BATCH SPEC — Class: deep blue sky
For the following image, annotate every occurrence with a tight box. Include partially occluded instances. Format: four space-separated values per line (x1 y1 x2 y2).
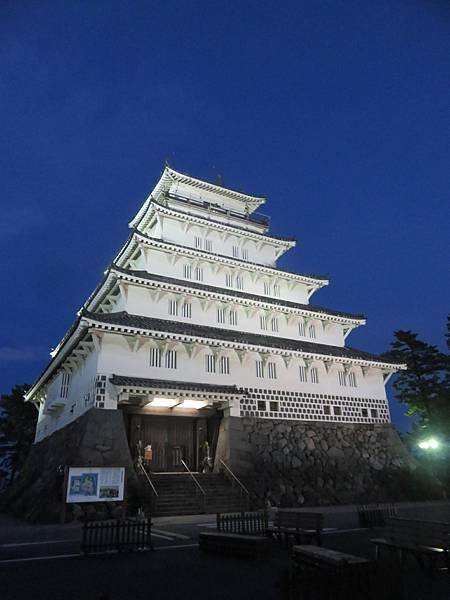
1 1 449 431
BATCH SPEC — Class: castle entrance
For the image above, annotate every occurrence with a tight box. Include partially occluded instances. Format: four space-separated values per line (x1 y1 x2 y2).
125 413 221 472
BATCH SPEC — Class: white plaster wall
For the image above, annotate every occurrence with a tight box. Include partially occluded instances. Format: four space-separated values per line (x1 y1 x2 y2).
158 215 280 266
35 350 99 442
134 246 312 304
97 333 387 401
121 283 345 346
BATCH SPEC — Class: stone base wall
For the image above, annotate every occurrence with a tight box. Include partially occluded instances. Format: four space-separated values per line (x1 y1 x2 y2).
3 409 138 522
216 417 445 506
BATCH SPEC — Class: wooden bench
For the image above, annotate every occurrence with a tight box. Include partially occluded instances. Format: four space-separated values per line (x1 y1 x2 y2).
358 503 397 528
371 517 450 573
266 509 323 546
292 544 370 572
290 545 371 599
199 531 269 559
217 510 268 536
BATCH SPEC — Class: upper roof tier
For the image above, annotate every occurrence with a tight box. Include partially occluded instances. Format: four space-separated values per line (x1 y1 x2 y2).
129 165 267 230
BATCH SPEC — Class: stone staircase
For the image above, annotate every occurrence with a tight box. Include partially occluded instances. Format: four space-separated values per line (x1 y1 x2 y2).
139 472 248 516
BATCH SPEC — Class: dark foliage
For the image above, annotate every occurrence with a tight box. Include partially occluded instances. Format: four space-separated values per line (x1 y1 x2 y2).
0 384 37 485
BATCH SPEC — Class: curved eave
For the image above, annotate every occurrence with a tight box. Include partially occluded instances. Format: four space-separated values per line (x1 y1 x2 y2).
24 319 88 402
83 312 405 372
129 166 266 229
125 230 329 288
95 266 364 326
139 200 296 249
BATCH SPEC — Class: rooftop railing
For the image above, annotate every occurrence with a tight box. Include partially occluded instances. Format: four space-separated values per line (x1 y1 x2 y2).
163 191 271 227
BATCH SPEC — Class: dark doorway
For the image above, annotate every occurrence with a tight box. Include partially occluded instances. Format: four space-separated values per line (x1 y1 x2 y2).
129 415 196 471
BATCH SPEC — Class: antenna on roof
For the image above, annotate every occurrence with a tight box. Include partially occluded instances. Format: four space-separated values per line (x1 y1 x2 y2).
164 157 171 168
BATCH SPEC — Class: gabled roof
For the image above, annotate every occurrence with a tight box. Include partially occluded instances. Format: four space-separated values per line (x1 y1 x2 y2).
83 310 404 369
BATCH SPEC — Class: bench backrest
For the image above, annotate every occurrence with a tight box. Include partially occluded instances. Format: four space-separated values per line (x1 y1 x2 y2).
275 510 323 531
385 517 450 550
217 511 268 536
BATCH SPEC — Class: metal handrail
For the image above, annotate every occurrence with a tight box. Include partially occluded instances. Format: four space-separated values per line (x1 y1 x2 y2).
137 457 159 497
180 459 206 495
218 458 250 496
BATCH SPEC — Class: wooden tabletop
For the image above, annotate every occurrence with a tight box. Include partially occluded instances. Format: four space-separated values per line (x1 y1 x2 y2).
292 545 369 566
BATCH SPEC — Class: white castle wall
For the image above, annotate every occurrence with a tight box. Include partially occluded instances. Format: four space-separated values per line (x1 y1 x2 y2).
134 246 312 304
35 350 99 443
122 283 345 347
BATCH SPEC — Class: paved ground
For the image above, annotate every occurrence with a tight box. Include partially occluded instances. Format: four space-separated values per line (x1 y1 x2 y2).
1 502 449 599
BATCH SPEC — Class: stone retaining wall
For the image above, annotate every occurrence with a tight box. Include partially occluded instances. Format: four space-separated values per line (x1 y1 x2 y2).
216 416 445 506
3 408 137 522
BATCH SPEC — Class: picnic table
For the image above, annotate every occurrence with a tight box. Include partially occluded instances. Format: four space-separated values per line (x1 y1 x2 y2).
371 517 450 573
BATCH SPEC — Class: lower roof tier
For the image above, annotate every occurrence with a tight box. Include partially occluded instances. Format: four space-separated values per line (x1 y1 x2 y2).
83 310 402 368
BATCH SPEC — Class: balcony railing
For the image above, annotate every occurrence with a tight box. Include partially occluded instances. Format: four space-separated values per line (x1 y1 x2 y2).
164 191 270 227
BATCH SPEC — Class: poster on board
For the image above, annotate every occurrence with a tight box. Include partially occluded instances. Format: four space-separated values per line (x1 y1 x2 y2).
66 467 125 503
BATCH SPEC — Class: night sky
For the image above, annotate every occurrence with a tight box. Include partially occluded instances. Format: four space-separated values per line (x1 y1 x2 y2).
1 1 449 432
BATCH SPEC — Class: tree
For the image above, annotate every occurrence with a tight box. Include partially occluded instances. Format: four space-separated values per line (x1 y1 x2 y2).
383 324 450 437
0 384 37 485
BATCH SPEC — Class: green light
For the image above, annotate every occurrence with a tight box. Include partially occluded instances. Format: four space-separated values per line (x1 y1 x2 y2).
418 438 440 450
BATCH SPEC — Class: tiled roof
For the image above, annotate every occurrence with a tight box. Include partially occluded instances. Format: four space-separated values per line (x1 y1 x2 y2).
112 266 364 321
84 310 401 366
133 230 329 282
151 198 295 243
110 375 242 395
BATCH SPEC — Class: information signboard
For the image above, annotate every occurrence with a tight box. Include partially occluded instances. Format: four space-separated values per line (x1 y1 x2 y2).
66 466 125 503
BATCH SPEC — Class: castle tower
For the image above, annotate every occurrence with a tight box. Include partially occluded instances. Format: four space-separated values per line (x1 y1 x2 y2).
26 166 404 475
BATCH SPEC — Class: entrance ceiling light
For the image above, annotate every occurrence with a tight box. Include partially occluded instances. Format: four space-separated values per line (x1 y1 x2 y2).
176 399 208 410
148 397 179 408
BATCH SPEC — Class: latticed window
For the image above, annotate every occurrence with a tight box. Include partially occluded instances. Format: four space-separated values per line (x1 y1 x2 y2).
348 372 357 387
268 362 277 379
195 267 203 281
256 360 265 378
299 365 308 382
271 317 279 332
194 236 202 249
298 321 306 336
259 315 268 330
60 372 70 398
229 309 237 326
225 274 233 288
219 356 230 375
204 239 212 252
182 302 192 318
217 308 226 324
205 354 216 373
273 284 280 297
309 324 316 339
150 347 161 367
263 282 271 295
310 367 319 384
338 371 347 387
165 350 177 369
232 245 239 258
242 248 249 261
236 275 243 290
183 264 192 279
168 299 178 316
